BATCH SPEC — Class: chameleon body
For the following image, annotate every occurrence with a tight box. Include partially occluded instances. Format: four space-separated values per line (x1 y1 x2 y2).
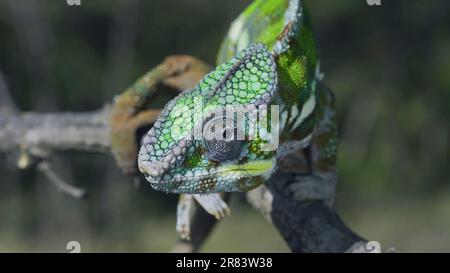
116 0 337 233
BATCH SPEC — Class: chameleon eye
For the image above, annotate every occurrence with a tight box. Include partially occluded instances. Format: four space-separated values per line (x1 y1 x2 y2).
204 138 243 162
202 115 243 162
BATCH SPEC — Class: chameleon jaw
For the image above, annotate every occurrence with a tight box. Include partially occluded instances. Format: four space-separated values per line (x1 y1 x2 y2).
139 158 276 194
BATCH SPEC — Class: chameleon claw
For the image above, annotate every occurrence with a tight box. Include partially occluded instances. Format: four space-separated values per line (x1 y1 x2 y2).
224 206 231 216
193 193 230 219
177 225 191 241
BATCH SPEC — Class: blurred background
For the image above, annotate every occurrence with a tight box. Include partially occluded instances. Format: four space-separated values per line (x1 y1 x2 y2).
0 0 449 252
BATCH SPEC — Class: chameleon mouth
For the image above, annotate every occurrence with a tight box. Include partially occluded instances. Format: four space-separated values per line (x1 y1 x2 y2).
142 158 276 186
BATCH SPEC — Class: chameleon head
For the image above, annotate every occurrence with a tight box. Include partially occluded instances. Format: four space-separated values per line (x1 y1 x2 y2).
137 43 278 194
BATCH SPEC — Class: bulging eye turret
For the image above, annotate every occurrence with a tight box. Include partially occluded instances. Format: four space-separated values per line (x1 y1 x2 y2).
202 114 243 162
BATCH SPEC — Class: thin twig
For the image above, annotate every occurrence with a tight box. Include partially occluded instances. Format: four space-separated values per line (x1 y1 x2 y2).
37 161 86 199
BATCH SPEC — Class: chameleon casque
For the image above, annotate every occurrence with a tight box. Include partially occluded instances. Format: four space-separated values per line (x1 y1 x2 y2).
111 0 337 240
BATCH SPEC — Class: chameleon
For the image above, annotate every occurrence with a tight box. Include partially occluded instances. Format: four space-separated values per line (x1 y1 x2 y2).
113 0 338 239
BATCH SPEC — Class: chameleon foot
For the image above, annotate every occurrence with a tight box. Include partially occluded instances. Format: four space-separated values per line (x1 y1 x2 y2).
176 194 194 240
176 193 230 240
193 193 230 219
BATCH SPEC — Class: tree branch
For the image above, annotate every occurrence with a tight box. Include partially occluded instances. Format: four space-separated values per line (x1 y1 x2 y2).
266 172 365 252
0 105 378 252
0 108 111 156
0 55 376 253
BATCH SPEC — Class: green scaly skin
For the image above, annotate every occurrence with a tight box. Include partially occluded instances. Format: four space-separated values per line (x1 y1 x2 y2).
138 0 336 192
124 0 337 228
138 43 278 193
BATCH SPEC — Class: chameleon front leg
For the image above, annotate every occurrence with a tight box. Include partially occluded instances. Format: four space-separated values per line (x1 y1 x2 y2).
176 194 194 240
176 193 230 240
175 177 267 240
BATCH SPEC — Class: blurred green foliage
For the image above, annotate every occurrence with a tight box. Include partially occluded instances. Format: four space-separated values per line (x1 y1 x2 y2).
0 0 449 252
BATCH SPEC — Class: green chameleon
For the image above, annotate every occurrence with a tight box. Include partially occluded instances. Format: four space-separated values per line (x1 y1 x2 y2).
117 0 337 239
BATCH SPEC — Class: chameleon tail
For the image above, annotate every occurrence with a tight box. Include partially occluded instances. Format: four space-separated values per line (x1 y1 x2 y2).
110 66 166 174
